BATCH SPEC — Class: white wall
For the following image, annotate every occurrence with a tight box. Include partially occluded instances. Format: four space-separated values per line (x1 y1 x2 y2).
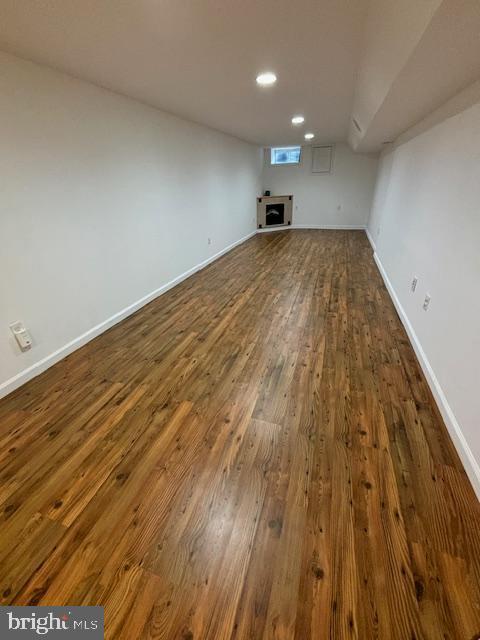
368 96 480 497
0 52 262 395
262 143 378 228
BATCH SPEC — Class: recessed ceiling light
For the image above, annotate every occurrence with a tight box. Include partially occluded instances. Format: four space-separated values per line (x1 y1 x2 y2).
291 115 305 125
304 132 315 140
256 72 277 86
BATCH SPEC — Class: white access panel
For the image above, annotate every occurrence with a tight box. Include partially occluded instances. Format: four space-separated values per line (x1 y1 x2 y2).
311 145 333 174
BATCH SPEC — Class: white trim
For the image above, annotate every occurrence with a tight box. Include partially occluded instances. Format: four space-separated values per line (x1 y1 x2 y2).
365 227 376 251
0 229 256 400
257 224 366 233
373 250 480 500
293 224 365 230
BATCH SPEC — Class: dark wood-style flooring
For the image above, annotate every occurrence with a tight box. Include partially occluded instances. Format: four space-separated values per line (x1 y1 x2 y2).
0 230 479 639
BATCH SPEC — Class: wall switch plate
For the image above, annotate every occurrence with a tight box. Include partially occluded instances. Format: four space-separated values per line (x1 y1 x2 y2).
423 294 431 311
207 237 212 245
10 321 33 351
411 276 418 292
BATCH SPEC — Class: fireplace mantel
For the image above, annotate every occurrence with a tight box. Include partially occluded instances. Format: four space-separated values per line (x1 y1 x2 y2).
257 195 293 229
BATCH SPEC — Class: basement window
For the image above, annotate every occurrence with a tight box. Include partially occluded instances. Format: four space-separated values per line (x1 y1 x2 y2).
270 146 301 165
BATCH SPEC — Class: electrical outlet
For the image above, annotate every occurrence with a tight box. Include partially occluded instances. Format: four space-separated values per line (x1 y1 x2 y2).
411 276 418 292
207 237 212 245
423 294 431 311
10 321 33 351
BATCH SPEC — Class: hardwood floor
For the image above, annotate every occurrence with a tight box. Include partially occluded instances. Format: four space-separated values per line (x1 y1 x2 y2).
0 229 479 639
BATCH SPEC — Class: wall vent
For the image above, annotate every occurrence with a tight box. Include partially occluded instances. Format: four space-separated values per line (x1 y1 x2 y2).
352 117 362 133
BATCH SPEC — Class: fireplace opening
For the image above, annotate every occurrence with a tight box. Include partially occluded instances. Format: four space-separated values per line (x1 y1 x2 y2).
265 203 285 226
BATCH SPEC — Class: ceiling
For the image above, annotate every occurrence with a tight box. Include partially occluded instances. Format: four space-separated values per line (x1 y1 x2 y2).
0 0 479 151
0 0 367 147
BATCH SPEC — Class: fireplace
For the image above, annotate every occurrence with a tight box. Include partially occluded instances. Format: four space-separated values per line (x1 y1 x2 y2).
265 203 284 226
256 195 293 229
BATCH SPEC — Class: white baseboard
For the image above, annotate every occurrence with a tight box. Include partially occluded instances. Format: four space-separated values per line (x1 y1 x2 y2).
293 224 366 230
365 227 376 251
0 229 256 400
257 224 366 233
373 251 480 500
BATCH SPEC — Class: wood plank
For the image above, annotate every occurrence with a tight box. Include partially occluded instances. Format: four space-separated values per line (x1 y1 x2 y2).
0 230 478 639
